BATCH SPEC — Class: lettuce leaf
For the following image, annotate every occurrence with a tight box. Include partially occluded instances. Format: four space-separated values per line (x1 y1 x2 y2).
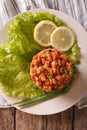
0 45 45 98
65 42 80 64
0 12 80 98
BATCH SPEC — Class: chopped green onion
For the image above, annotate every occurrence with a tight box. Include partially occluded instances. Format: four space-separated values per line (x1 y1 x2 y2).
14 90 61 108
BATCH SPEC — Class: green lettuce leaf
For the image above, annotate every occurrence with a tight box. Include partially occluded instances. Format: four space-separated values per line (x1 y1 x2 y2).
65 42 80 64
0 45 45 98
0 12 80 98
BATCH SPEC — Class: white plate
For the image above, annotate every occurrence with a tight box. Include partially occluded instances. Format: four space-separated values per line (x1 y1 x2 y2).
0 9 87 115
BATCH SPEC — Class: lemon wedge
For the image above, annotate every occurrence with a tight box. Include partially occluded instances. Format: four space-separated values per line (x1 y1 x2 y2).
50 27 75 51
34 20 57 47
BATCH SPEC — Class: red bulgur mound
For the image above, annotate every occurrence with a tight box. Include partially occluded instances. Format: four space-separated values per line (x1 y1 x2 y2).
30 48 73 92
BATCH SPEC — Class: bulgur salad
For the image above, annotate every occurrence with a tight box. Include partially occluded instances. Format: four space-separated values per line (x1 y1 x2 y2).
30 49 73 92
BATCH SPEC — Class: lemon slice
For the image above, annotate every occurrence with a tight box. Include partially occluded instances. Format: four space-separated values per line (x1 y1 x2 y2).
50 27 75 51
34 20 57 47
